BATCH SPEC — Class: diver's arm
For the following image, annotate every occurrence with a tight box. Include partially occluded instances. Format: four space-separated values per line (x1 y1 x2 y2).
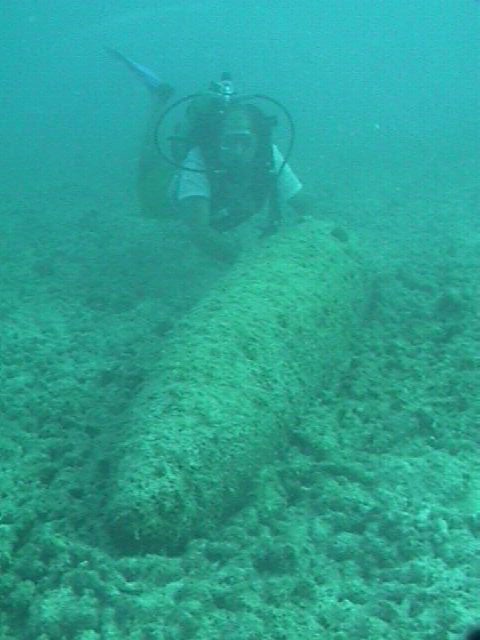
182 197 240 263
288 188 317 220
272 147 315 220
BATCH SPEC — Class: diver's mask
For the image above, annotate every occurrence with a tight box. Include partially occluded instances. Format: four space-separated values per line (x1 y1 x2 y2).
219 128 258 169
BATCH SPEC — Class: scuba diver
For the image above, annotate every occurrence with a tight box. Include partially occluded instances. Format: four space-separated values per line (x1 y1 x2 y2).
109 50 313 263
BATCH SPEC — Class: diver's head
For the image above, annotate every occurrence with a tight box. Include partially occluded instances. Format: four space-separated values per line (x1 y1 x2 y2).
218 104 274 170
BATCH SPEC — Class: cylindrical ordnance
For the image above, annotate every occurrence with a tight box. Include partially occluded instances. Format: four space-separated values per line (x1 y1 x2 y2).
108 221 365 553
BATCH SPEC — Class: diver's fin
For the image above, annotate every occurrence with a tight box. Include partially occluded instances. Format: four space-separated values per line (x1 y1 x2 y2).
106 48 174 99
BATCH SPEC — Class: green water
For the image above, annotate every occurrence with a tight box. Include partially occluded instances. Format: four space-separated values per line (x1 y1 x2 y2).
0 2 479 639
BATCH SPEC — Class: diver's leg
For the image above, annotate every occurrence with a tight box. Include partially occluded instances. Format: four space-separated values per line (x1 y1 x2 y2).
137 85 175 219
107 48 169 93
107 49 175 218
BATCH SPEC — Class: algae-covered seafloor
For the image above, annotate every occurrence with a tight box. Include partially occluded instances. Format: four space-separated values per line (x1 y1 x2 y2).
0 159 479 640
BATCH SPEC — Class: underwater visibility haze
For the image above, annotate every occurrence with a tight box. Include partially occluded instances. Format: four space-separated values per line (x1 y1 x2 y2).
0 1 479 639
